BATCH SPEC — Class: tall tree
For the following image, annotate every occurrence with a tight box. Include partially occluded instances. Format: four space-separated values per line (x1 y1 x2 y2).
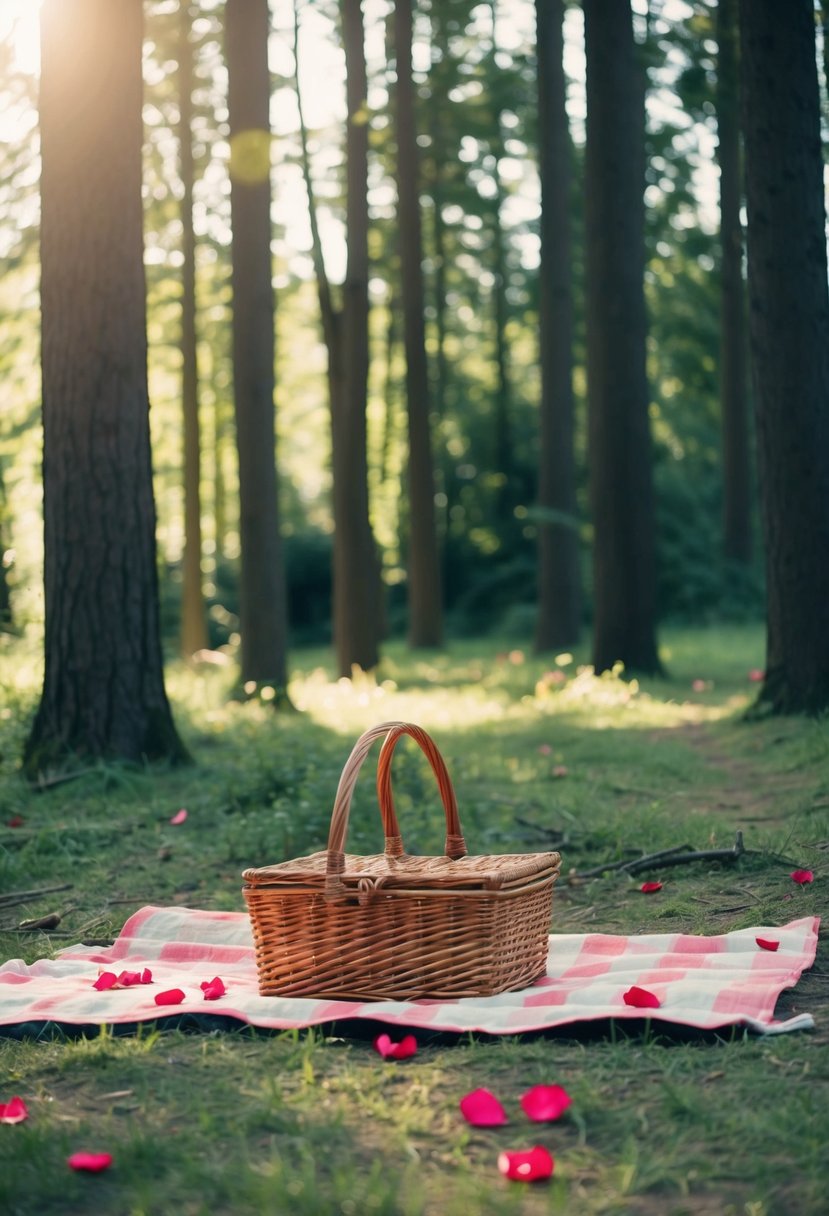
225 0 291 696
534 0 581 651
583 0 662 676
293 0 381 676
739 0 829 715
393 0 443 648
716 0 751 565
178 0 209 657
24 0 187 774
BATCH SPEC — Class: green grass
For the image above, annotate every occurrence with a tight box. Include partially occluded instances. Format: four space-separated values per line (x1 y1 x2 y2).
1 623 827 1215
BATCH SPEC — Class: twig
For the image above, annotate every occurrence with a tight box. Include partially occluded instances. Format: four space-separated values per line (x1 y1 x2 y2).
575 844 692 879
0 883 74 908
30 767 98 791
574 832 745 879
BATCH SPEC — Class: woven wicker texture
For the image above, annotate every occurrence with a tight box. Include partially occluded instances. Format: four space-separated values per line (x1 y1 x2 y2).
243 722 561 1000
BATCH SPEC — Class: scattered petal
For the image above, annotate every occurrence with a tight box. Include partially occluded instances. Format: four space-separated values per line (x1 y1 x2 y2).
756 938 780 952
141 968 153 984
200 976 226 1001
552 765 569 778
116 970 143 988
640 881 663 894
691 679 708 692
92 972 118 992
748 669 765 683
791 870 814 885
623 986 661 1009
459 1088 508 1127
497 1146 554 1183
68 1151 113 1173
520 1084 572 1122
154 988 186 1007
6 816 24 828
169 808 188 825
373 1033 417 1060
0 1096 29 1125
537 744 552 756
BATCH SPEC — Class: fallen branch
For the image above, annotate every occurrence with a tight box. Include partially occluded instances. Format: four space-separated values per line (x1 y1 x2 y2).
0 882 74 908
574 832 745 879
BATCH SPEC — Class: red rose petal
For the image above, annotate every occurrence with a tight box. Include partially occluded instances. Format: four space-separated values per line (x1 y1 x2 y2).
169 809 188 825
154 988 185 1007
640 881 663 894
6 816 24 828
791 870 814 885
92 972 118 991
67 1151 112 1173
116 970 143 988
0 1096 29 1124
520 1084 572 1122
140 968 153 984
748 669 765 682
623 986 661 1009
459 1088 508 1127
756 938 780 952
497 1146 554 1183
200 976 226 1001
373 1033 417 1060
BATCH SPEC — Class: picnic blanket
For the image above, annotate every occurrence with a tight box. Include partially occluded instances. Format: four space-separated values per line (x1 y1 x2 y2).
0 906 819 1036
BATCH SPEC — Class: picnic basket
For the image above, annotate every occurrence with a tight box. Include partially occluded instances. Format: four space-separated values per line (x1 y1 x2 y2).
243 721 562 1000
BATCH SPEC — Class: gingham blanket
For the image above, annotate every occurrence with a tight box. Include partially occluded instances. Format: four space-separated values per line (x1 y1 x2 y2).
0 906 819 1036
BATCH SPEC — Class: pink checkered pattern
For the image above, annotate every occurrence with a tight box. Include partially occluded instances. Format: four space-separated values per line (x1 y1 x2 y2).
0 907 819 1035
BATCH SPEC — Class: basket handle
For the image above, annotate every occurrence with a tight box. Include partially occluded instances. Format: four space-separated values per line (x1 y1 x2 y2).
325 721 466 899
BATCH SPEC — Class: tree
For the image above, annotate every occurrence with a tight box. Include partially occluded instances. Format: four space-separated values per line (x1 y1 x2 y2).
225 0 291 695
178 0 209 657
583 0 662 676
393 0 443 648
24 0 187 774
293 0 381 676
739 0 829 715
534 0 581 652
716 0 751 565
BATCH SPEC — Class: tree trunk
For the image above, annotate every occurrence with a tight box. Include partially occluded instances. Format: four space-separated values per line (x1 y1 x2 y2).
717 0 752 565
583 0 662 676
489 2 514 528
534 0 581 652
179 0 209 657
393 0 443 649
0 459 13 631
739 0 829 715
226 0 290 694
25 0 187 775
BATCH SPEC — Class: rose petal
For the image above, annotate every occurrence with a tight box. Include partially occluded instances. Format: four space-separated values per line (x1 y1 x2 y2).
6 816 24 828
538 744 552 755
116 970 143 988
756 937 780 952
640 881 663 894
154 988 185 1006
520 1084 572 1122
748 669 765 682
373 1033 417 1060
623 986 661 1009
459 1088 508 1127
552 765 569 778
0 1096 29 1125
497 1146 554 1183
93 971 118 992
67 1151 113 1173
140 968 153 984
791 870 814 885
200 976 226 1001
169 809 188 825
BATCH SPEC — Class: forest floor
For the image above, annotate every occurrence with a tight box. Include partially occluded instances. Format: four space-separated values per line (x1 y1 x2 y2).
0 623 826 1215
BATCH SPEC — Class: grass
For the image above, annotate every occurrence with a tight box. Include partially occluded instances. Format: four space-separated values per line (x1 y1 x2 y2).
0 622 827 1215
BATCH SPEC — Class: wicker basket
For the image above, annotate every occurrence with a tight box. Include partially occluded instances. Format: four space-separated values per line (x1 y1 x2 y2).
243 721 561 1001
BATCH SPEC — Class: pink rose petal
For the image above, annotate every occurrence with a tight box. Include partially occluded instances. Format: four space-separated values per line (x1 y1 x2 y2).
552 765 569 778
497 1146 554 1183
537 744 552 755
623 986 661 1009
520 1084 572 1122
116 970 143 988
756 937 780 952
0 1096 29 1125
92 971 118 992
373 1033 417 1060
640 881 663 894
68 1151 113 1173
141 968 153 984
200 977 226 1001
748 669 765 682
154 988 186 1007
459 1088 508 1127
791 869 814 885
169 808 188 825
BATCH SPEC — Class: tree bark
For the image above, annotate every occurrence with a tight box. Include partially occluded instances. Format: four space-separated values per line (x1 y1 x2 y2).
393 0 443 648
739 0 829 715
25 0 187 775
226 0 290 694
583 0 662 676
179 0 209 657
716 0 752 565
534 0 581 651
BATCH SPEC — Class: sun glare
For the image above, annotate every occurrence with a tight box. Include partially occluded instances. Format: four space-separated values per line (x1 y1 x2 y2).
2 0 42 75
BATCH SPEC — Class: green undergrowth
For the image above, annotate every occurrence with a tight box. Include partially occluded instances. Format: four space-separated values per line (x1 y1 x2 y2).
0 623 827 1214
